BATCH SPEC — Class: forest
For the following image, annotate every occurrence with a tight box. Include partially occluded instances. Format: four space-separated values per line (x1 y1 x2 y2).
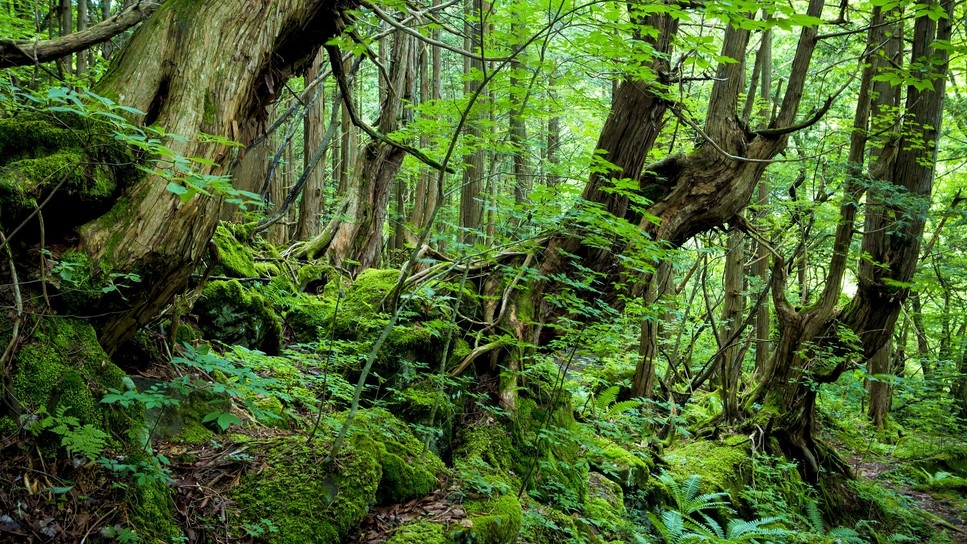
1 0 966 542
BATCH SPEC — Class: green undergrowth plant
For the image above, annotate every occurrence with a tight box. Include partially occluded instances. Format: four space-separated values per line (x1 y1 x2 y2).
649 472 789 544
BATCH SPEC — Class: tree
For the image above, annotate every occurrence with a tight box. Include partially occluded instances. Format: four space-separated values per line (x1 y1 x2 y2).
3 0 358 354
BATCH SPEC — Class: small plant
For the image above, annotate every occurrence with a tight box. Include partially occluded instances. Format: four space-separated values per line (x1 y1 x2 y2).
242 518 279 537
24 405 109 462
914 467 952 486
649 472 789 544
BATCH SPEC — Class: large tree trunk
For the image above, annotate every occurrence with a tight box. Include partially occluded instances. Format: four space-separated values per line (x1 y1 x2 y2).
73 0 353 352
750 2 952 481
300 27 417 272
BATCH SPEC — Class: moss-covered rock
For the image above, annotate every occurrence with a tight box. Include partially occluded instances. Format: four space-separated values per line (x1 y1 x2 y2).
519 503 579 544
194 279 282 354
452 493 523 544
295 263 335 293
661 436 751 496
232 434 382 543
0 112 138 233
388 521 450 544
12 317 130 431
211 224 259 278
284 295 336 343
583 432 652 489
513 396 588 511
129 473 183 542
232 408 446 542
584 471 626 535
350 408 447 505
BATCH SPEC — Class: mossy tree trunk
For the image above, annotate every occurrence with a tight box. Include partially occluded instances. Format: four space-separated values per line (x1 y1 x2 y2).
748 2 952 482
70 0 354 352
486 4 827 410
300 29 417 272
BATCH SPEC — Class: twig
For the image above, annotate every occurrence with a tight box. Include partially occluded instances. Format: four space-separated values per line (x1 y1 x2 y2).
326 44 454 173
1 230 24 415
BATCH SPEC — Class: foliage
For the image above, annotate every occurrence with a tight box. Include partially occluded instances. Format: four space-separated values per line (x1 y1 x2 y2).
648 472 788 544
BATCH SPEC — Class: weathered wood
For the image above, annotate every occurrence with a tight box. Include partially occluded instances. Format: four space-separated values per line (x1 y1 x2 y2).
76 0 355 352
0 1 160 68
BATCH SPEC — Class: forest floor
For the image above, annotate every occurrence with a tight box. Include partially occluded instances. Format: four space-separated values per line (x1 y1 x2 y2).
846 453 967 542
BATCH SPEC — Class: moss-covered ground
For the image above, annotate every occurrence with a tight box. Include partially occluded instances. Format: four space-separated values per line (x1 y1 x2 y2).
1 238 963 544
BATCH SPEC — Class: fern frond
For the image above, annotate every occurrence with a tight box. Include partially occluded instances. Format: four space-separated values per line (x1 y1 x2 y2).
726 516 790 540
827 526 867 544
594 386 621 413
805 499 824 533
605 399 643 419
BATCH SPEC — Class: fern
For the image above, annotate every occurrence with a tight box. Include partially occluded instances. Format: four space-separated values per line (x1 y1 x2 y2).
725 517 790 541
806 499 824 533
593 386 621 414
826 527 867 544
659 472 733 516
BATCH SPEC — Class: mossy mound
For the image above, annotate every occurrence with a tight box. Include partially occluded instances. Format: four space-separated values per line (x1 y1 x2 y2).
583 471 626 535
296 263 335 293
0 112 138 233
350 408 447 504
284 295 336 343
232 408 445 543
194 280 282 354
211 224 259 278
583 431 652 488
387 384 458 458
519 503 579 544
456 420 515 485
11 317 131 431
453 493 523 544
232 434 382 543
387 521 450 544
513 396 588 510
661 436 751 496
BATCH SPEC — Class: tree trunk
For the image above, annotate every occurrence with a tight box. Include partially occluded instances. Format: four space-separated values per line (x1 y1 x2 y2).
300 28 417 272
76 0 88 75
295 52 329 241
74 0 354 352
718 227 746 423
750 1 952 481
459 0 486 246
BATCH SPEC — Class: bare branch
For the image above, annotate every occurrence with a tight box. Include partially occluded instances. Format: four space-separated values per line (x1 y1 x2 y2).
0 1 161 69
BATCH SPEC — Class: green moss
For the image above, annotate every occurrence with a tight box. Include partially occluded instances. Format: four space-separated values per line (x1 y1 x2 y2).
335 268 398 333
0 416 16 436
284 295 336 343
195 280 282 354
255 260 282 276
584 433 651 488
203 93 217 125
130 475 183 542
584 472 626 535
212 224 259 278
520 503 579 544
388 521 450 544
0 113 137 230
513 397 588 510
233 434 382 543
350 408 447 504
295 263 334 292
453 493 523 544
661 437 751 496
12 317 131 431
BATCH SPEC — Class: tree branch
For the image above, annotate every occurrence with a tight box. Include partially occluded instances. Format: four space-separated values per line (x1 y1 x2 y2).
325 44 455 173
0 1 161 68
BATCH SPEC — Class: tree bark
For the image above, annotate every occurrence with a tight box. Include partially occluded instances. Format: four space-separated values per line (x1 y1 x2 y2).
73 0 354 352
300 28 417 272
751 1 952 481
295 51 329 240
459 0 486 246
